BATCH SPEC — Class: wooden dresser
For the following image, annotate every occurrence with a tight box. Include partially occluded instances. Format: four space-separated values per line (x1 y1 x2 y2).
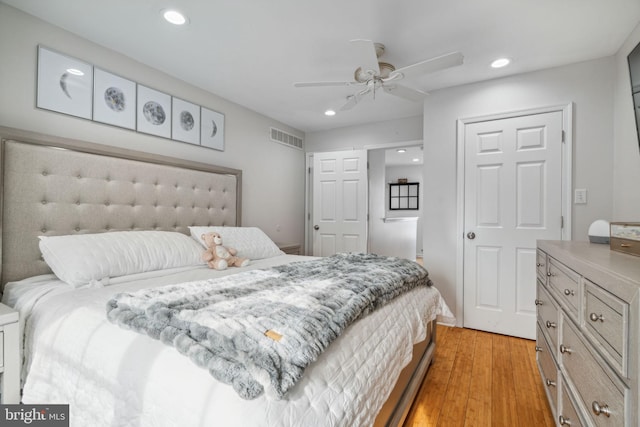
536 240 640 426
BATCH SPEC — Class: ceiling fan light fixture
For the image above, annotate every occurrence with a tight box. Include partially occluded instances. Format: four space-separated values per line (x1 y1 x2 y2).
491 58 511 68
324 109 336 116
163 9 188 25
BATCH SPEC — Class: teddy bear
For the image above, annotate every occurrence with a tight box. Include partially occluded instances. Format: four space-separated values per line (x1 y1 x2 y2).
201 232 249 270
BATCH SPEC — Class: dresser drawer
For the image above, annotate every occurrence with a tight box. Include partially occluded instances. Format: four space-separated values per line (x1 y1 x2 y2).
559 379 585 427
561 320 626 427
537 325 558 414
536 250 548 284
537 281 559 358
548 258 580 320
584 280 628 377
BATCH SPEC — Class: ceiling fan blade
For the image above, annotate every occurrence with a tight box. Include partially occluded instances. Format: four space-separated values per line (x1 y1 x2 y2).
391 51 463 80
340 96 359 111
383 84 428 102
350 39 381 76
294 81 358 88
340 87 372 111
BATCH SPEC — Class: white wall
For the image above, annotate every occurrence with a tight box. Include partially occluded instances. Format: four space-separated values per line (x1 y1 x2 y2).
305 115 422 152
613 22 640 219
0 4 306 246
423 57 616 321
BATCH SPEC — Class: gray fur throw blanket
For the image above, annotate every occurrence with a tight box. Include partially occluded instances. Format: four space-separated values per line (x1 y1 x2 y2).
106 252 432 400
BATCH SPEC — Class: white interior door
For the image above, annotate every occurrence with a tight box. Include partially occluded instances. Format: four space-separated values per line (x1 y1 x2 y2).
463 111 563 339
312 150 368 256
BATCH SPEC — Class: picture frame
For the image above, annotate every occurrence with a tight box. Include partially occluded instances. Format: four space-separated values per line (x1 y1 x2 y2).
172 97 200 145
200 107 225 151
36 46 93 119
93 68 136 130
136 85 171 138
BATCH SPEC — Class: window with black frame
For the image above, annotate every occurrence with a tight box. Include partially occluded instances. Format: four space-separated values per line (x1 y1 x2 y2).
389 182 419 210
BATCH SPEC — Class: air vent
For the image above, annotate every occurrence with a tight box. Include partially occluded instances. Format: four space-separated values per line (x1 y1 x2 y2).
270 127 303 150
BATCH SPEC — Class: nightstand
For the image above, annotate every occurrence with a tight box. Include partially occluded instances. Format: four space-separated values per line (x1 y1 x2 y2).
0 303 19 403
277 243 302 255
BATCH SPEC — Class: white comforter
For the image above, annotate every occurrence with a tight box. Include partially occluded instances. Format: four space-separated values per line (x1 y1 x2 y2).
3 255 452 427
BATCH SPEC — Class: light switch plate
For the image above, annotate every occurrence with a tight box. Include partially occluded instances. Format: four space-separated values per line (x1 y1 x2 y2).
574 188 587 204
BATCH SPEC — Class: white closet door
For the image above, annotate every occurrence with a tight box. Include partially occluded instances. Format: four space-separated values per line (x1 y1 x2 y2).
463 111 563 339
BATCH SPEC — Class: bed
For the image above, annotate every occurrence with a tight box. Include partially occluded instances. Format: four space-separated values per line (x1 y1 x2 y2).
0 127 452 427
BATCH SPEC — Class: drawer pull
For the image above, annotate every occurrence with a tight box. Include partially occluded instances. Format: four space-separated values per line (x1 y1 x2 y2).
591 401 611 417
536 262 544 267
558 415 572 425
534 299 543 306
620 243 632 248
559 344 572 354
545 320 557 329
547 272 554 277
535 346 543 352
589 313 604 322
563 289 575 296
545 378 556 387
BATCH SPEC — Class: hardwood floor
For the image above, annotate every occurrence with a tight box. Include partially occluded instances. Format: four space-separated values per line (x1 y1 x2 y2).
403 326 555 427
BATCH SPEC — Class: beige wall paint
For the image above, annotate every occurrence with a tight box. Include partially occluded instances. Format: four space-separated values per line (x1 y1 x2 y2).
423 57 616 320
0 4 306 247
613 22 640 220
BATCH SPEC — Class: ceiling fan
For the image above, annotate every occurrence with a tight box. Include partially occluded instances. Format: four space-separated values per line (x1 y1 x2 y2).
294 40 463 111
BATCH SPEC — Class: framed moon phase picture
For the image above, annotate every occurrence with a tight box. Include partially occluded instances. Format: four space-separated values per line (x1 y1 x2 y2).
36 46 93 119
172 97 200 145
136 85 171 138
200 107 225 151
93 68 136 130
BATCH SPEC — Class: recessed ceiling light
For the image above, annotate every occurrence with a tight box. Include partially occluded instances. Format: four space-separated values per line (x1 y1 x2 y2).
324 109 336 116
163 9 187 25
66 68 84 76
412 158 420 162
396 149 406 153
491 58 511 68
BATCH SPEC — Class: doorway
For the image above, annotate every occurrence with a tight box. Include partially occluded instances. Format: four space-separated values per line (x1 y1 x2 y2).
305 141 423 258
457 105 572 339
368 145 423 260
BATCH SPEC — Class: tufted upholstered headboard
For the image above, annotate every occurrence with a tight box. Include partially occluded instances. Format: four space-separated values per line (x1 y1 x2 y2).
0 127 242 287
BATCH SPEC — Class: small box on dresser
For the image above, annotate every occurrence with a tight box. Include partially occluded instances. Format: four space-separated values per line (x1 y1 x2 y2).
536 240 640 426
610 222 640 257
0 302 19 404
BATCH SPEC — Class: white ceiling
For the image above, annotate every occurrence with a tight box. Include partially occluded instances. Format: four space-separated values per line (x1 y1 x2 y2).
4 0 640 133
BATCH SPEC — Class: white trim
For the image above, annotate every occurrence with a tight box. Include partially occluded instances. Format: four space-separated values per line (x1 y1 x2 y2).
363 139 423 150
455 120 466 328
305 152 314 255
455 103 573 328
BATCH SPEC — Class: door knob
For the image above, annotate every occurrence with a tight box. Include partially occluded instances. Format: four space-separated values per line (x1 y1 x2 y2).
466 231 476 240
313 225 319 230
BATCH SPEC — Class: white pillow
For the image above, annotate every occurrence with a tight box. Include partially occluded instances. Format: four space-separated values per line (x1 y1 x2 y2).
39 230 205 287
189 226 284 260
